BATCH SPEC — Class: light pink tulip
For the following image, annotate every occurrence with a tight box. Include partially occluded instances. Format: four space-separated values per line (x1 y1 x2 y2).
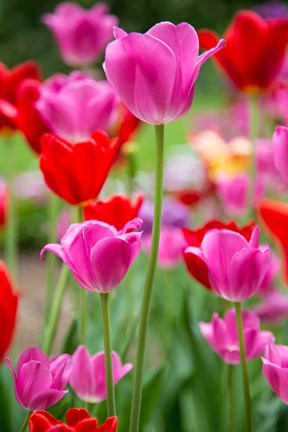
216 173 248 217
42 2 118 67
273 125 288 184
36 72 119 142
186 226 271 301
200 308 274 364
69 346 132 403
6 347 72 410
104 22 225 124
41 218 142 293
262 343 288 404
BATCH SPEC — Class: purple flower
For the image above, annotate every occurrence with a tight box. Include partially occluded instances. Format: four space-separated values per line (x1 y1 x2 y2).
262 343 288 404
200 308 274 364
41 218 142 293
6 347 72 411
36 72 119 142
186 226 271 301
69 346 132 403
104 22 225 124
42 2 118 67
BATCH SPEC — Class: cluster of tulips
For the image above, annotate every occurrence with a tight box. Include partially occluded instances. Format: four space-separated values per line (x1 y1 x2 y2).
1 2 288 432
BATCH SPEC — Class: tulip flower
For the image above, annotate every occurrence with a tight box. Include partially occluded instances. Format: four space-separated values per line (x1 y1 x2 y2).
262 343 288 404
255 290 288 325
0 261 18 362
41 218 142 293
215 173 248 217
273 125 288 184
29 408 117 432
184 224 270 301
104 21 225 124
84 193 144 230
42 2 118 67
0 180 8 229
183 220 256 290
198 10 288 91
36 72 120 142
0 61 41 132
200 308 274 364
39 131 121 205
6 347 72 410
69 346 132 402
258 199 288 284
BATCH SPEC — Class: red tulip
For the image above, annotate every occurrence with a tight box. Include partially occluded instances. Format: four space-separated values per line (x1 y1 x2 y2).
0 260 18 361
182 220 256 289
117 104 141 145
198 10 288 91
84 193 144 230
258 199 288 284
16 79 50 154
29 408 118 432
0 61 41 132
40 131 121 205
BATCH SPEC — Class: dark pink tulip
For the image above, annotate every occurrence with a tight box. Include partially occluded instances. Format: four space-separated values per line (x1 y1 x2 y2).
6 347 72 410
185 226 271 301
200 308 274 364
262 344 288 403
104 22 225 124
42 2 118 67
69 346 132 403
273 125 288 184
41 218 142 293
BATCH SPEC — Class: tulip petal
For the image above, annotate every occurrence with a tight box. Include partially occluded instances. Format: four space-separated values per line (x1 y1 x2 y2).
70 346 95 402
50 354 73 389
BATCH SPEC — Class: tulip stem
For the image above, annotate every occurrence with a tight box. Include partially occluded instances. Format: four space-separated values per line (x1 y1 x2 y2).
129 124 165 432
100 293 116 417
228 365 236 432
42 264 70 355
19 411 32 432
248 94 259 214
234 302 252 432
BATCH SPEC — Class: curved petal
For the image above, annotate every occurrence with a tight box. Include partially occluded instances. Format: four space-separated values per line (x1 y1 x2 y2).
50 354 72 389
69 346 94 402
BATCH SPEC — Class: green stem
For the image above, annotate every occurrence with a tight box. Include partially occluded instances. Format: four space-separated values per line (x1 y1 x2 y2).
42 264 70 355
19 411 32 432
44 194 59 326
248 94 259 215
229 365 236 432
129 124 165 432
234 302 252 432
100 293 116 417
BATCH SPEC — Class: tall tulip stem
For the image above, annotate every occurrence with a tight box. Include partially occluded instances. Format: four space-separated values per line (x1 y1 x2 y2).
235 302 252 432
129 124 165 432
101 293 116 417
19 411 32 432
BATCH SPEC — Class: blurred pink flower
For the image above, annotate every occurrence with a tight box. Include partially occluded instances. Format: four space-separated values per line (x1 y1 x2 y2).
104 22 225 124
36 72 119 142
273 125 288 184
69 346 132 403
41 218 142 293
262 343 288 403
6 347 72 410
200 308 274 364
216 173 248 217
42 2 118 67
255 290 288 325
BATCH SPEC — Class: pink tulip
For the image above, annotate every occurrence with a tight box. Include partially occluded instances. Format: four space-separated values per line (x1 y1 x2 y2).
41 218 142 293
262 343 288 404
104 22 225 124
6 347 72 410
200 308 274 364
255 290 288 325
42 2 118 67
69 346 132 402
273 125 288 184
142 226 185 269
185 225 271 301
36 72 119 142
216 173 248 217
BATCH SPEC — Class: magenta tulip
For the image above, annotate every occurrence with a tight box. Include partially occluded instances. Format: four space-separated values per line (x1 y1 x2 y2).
185 225 271 301
36 72 119 142
200 308 274 364
255 290 288 325
273 125 288 184
216 173 248 217
104 22 225 124
262 343 288 403
6 347 72 410
42 2 118 67
69 346 132 403
41 218 142 293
